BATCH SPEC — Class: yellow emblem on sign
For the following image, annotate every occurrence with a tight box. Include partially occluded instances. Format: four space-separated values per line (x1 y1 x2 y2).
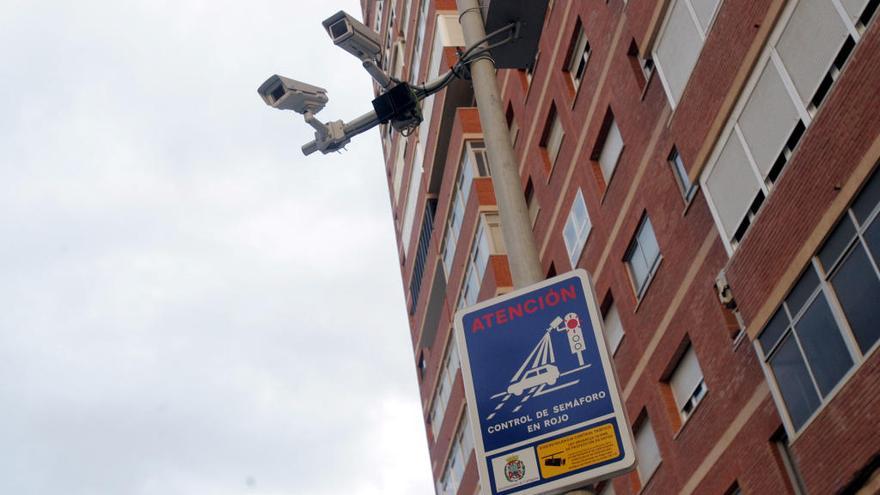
536 423 620 479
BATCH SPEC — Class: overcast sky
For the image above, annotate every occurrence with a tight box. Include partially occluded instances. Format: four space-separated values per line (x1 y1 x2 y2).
0 1 434 494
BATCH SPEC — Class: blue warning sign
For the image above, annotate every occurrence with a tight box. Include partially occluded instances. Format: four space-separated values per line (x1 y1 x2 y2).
454 270 635 495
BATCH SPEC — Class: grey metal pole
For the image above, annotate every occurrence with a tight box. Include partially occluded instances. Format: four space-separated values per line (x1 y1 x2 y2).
456 7 596 495
456 0 544 289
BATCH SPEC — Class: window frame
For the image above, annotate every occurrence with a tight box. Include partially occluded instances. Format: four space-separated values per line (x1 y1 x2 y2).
652 0 724 108
602 300 625 355
562 188 592 268
457 213 503 310
755 171 880 438
540 103 565 171
441 140 490 276
564 18 591 93
669 147 697 202
699 0 871 254
667 344 708 423
624 215 662 299
633 414 663 486
429 338 461 437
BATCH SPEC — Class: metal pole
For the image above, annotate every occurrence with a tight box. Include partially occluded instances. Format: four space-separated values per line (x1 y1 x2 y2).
457 6 596 495
456 0 543 289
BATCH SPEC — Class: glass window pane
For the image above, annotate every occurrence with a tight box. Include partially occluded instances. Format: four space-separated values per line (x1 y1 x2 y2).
459 161 474 203
852 168 880 224
795 294 854 396
819 215 857 271
759 307 790 353
671 150 692 195
866 216 880 263
831 243 880 353
769 334 822 430
639 218 661 267
451 446 465 485
786 266 820 316
564 218 578 254
629 245 650 291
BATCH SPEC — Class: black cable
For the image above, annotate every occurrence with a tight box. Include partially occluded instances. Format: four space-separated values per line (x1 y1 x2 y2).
459 22 517 61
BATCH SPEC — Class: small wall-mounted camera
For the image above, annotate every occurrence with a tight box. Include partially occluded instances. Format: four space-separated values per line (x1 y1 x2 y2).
257 74 329 114
322 11 382 61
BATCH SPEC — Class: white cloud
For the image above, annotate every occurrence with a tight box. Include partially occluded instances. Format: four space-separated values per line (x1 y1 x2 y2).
0 1 433 494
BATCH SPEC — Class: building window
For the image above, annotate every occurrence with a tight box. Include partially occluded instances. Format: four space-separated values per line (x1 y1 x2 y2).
668 344 708 421
565 19 591 92
391 39 406 79
626 39 653 91
409 199 437 314
597 480 616 495
602 298 625 354
372 0 384 32
652 0 723 107
429 339 461 437
409 0 430 82
417 351 427 380
592 110 624 186
525 178 539 227
757 166 880 434
457 214 504 310
442 141 489 275
773 430 808 494
438 408 475 495
526 51 540 86
563 189 592 268
540 103 564 170
701 0 875 253
624 215 661 298
669 147 696 201
634 415 662 485
391 139 408 205
506 103 519 146
400 160 423 256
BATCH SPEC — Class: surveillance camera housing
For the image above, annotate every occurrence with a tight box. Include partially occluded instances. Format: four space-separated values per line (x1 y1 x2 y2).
322 10 382 61
257 74 329 114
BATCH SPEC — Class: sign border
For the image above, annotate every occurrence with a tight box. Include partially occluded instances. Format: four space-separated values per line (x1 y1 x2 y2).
453 269 636 495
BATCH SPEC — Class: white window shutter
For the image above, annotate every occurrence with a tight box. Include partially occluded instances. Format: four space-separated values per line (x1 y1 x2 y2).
635 417 661 481
776 0 849 106
705 133 762 239
738 61 800 177
603 303 625 353
670 346 704 411
599 120 624 180
841 0 871 23
654 0 704 105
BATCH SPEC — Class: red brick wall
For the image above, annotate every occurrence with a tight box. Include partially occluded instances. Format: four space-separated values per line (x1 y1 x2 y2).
364 1 880 493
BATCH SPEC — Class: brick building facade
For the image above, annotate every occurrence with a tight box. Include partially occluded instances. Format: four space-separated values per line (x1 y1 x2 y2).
361 0 880 493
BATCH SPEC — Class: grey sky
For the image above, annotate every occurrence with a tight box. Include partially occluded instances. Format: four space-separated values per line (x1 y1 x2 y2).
0 1 433 494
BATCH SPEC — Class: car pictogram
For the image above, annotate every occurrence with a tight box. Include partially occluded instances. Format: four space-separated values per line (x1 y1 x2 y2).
506 364 560 396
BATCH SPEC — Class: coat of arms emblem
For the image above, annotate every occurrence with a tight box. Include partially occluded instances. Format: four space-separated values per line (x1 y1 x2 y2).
504 455 526 482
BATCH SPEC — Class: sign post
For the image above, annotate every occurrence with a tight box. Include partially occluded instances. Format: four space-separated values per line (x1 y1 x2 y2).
454 270 636 495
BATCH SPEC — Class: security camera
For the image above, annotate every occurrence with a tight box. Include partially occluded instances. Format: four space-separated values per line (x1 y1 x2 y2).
322 11 382 61
257 74 329 115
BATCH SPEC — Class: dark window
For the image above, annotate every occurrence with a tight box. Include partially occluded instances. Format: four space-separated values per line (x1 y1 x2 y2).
758 165 880 432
